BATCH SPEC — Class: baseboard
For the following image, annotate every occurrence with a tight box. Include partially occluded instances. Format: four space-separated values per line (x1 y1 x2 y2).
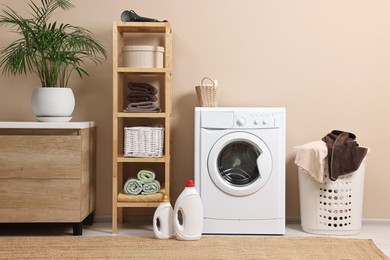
94 215 111 223
285 216 390 225
286 216 301 224
95 215 390 225
362 218 390 225
94 215 152 224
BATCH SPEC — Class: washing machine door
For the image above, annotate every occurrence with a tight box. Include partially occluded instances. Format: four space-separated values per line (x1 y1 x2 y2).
207 132 272 196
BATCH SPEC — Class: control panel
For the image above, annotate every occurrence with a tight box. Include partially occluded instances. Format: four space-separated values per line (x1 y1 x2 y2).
233 112 280 128
199 109 284 129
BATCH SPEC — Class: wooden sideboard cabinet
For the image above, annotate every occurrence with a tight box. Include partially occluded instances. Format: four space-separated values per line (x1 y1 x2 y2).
0 121 96 235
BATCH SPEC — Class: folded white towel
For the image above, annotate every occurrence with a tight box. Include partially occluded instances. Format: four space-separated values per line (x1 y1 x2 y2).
294 141 328 183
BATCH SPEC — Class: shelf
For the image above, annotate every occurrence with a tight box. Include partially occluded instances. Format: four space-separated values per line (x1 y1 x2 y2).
117 156 166 163
116 22 170 33
117 67 168 74
117 201 160 207
117 112 166 118
112 21 172 233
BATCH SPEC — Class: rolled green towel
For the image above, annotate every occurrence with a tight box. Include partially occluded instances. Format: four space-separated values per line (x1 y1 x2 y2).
141 180 160 195
137 170 156 184
124 178 143 195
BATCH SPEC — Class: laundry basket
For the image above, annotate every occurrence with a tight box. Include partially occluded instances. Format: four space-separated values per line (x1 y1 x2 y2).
298 154 368 235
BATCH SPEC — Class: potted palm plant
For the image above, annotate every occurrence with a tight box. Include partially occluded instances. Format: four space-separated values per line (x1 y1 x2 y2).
0 0 107 121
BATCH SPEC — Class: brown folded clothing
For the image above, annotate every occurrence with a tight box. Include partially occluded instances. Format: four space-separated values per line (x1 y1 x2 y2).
322 130 368 181
124 101 161 112
128 91 154 96
125 106 161 113
127 94 157 102
128 82 158 95
127 101 155 107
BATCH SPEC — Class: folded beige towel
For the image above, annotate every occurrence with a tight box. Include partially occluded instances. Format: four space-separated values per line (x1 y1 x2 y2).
294 141 328 183
117 189 165 202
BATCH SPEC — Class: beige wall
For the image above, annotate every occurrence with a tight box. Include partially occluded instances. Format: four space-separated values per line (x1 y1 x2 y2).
0 0 389 219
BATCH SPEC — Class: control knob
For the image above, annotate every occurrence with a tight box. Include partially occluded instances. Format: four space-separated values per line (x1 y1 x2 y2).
236 117 246 126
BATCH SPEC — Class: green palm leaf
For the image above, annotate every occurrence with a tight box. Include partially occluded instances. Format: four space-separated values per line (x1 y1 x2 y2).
0 0 106 87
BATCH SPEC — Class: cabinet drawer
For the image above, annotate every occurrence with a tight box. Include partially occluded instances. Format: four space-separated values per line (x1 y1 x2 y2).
0 135 81 179
0 178 81 222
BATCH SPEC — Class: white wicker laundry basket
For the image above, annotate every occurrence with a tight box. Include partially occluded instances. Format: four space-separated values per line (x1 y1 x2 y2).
298 155 368 235
124 126 164 157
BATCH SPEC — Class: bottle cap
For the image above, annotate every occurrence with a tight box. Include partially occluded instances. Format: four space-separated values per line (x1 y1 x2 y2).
186 180 195 187
162 195 169 202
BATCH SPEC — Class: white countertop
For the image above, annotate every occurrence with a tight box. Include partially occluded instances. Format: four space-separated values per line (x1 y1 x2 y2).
0 121 96 129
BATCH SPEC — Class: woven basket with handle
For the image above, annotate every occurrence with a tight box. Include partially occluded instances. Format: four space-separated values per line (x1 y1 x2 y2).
195 77 218 107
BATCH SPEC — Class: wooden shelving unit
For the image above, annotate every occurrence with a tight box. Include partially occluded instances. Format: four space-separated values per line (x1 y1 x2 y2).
112 22 172 233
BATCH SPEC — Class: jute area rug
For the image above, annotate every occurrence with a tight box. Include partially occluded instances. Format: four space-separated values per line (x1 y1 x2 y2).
0 236 388 259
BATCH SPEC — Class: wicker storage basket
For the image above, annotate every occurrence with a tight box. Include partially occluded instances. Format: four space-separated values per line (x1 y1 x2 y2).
195 77 218 107
124 126 164 157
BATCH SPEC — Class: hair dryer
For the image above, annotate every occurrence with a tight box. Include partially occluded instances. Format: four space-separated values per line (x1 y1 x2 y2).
121 10 166 22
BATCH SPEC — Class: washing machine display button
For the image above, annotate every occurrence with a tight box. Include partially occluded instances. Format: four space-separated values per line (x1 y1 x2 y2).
234 113 277 128
252 117 269 126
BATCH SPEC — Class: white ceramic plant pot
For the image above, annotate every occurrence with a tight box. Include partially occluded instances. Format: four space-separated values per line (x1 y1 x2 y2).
31 87 75 122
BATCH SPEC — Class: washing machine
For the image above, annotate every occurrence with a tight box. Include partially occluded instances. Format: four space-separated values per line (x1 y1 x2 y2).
194 107 286 234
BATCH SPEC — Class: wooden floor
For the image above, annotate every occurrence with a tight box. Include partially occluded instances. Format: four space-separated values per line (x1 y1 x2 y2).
1 221 389 257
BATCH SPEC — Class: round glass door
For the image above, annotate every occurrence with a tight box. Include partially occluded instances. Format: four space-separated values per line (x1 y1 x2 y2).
208 132 272 196
218 141 260 186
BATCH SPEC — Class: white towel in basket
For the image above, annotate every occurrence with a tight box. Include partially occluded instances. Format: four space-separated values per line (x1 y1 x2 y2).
294 141 328 183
